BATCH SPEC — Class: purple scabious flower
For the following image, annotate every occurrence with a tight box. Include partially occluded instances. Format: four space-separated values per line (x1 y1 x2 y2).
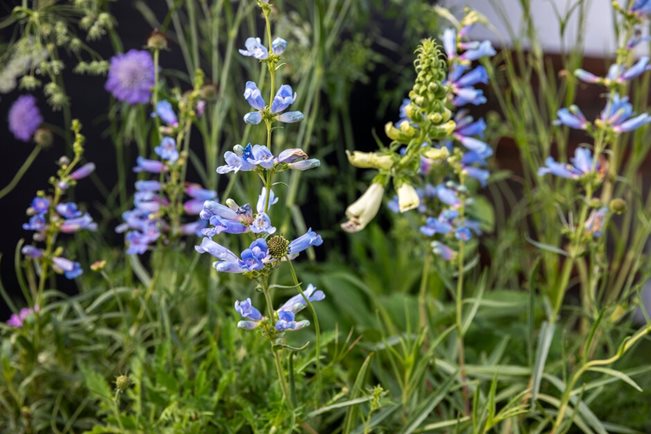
105 49 155 105
8 95 43 142
538 147 599 179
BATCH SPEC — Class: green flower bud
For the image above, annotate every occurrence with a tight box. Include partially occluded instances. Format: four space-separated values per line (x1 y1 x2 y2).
267 235 289 259
609 198 626 214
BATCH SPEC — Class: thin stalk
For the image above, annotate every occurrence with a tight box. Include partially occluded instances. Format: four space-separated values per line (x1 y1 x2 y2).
418 251 432 330
261 278 293 409
0 144 42 200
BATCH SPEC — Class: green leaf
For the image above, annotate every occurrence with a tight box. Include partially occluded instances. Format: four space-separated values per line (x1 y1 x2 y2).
401 374 456 434
586 367 643 393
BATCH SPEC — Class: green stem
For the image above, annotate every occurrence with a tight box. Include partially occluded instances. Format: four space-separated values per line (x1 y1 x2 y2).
418 250 432 330
0 145 42 200
261 278 293 409
287 259 321 395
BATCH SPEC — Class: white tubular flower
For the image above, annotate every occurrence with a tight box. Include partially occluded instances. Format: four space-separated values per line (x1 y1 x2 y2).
345 150 394 170
397 182 420 212
341 183 385 233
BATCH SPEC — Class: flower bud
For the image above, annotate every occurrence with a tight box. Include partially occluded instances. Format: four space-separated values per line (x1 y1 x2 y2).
396 182 420 212
385 122 401 141
34 128 53 147
346 151 394 170
115 374 130 392
609 198 626 214
147 29 168 50
422 147 449 161
341 183 385 233
267 235 289 259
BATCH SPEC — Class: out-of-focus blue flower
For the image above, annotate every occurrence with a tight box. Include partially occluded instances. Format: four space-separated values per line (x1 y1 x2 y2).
134 156 167 173
631 0 651 15
420 210 457 236
29 197 50 214
432 241 456 261
183 183 217 215
8 95 43 142
56 202 82 219
105 49 155 105
555 106 589 130
52 256 83 279
60 213 97 233
200 187 275 236
448 65 488 106
576 57 650 84
599 94 651 133
239 37 269 59
154 136 179 162
135 180 161 192
435 183 462 207
69 163 96 181
21 245 44 258
152 100 178 127
288 228 323 257
585 207 608 238
453 112 492 158
272 37 287 55
538 147 599 179
23 214 47 232
442 28 495 63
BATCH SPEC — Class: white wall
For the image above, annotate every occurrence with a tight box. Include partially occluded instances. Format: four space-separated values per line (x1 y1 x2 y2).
444 0 620 56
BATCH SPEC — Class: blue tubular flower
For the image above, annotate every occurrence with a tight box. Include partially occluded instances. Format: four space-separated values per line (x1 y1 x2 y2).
134 157 167 173
243 81 266 124
449 65 488 106
453 111 492 158
288 159 320 171
585 207 608 238
52 256 83 279
195 237 245 273
432 241 456 261
555 106 589 130
60 213 97 233
271 84 303 123
183 183 217 216
239 238 269 271
270 85 296 113
152 100 178 127
277 284 325 314
235 298 263 321
435 184 461 207
23 214 47 232
243 144 275 168
69 163 96 181
459 40 496 62
22 245 44 258
420 210 456 236
135 180 161 192
288 228 323 257
538 147 599 179
272 37 287 54
239 37 269 59
576 57 650 84
154 136 179 162
599 94 651 133
275 310 310 331
30 197 50 214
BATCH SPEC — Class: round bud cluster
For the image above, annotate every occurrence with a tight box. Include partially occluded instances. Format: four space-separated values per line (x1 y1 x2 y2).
267 235 289 259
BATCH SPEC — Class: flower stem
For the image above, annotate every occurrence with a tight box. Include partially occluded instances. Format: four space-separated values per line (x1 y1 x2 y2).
261 278 293 409
0 144 42 200
418 250 432 330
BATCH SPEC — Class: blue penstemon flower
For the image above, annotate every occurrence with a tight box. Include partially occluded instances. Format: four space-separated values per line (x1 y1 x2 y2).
538 147 602 180
233 284 325 331
242 81 304 125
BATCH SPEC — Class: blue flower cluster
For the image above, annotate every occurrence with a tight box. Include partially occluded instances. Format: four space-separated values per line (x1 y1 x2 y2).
234 284 325 331
195 22 324 333
21 161 97 279
118 100 217 254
